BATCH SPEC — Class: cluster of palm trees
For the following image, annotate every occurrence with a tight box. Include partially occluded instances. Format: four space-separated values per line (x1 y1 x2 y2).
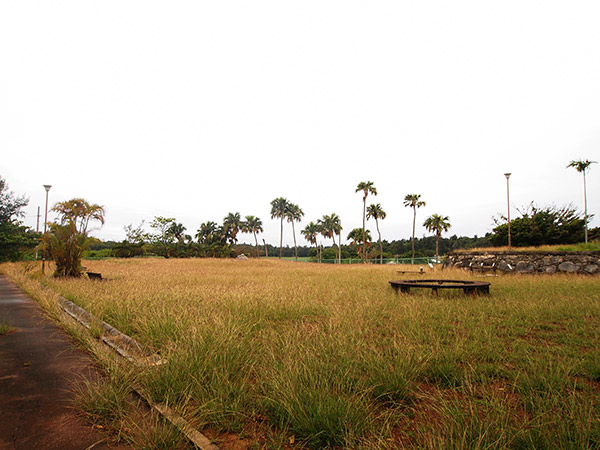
301 214 343 262
196 213 264 257
267 182 452 263
352 182 450 263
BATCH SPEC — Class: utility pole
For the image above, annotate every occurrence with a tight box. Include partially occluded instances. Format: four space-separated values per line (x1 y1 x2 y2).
35 206 41 259
504 173 511 248
42 185 51 274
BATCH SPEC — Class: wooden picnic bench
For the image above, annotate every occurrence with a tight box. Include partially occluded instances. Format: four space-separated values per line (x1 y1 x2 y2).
389 279 491 295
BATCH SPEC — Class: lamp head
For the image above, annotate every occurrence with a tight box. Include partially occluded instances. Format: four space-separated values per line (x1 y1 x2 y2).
43 185 52 192
504 173 511 179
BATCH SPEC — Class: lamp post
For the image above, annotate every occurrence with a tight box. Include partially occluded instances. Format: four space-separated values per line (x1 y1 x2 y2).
42 185 51 274
504 173 511 248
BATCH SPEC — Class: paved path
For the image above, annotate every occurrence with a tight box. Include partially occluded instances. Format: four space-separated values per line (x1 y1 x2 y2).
0 274 131 450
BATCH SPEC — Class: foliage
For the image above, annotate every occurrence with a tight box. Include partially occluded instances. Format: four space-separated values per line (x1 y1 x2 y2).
112 222 146 258
270 197 290 258
145 217 188 258
356 181 377 262
367 203 386 263
567 159 597 174
404 193 426 261
0 176 38 262
223 212 242 247
40 198 105 277
285 203 304 260
423 213 451 259
241 215 263 258
317 213 342 262
489 203 586 247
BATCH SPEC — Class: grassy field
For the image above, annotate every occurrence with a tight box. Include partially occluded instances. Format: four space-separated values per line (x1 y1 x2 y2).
2 259 600 449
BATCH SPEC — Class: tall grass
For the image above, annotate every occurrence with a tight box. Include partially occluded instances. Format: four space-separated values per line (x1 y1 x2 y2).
2 258 599 449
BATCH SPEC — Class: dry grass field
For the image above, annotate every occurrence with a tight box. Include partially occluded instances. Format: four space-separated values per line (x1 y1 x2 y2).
2 258 600 449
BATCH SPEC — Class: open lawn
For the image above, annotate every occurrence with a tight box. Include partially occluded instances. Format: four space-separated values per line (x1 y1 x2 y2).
2 259 600 449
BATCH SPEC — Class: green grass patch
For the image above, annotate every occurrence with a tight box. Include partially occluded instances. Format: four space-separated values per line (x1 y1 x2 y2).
2 259 600 449
0 321 14 336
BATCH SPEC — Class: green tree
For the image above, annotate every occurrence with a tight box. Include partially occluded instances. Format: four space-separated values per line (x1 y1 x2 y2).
40 198 105 277
223 212 242 249
404 194 426 263
366 203 386 264
0 176 38 262
52 198 105 235
113 221 146 258
242 215 263 258
285 203 304 261
356 181 377 263
423 214 451 261
567 159 597 244
147 216 178 257
270 197 290 258
318 213 342 263
301 221 320 259
347 227 372 260
489 204 585 247
0 176 29 224
196 221 219 244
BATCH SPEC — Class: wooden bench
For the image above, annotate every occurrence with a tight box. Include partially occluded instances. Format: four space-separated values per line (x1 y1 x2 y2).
468 262 496 274
86 271 103 280
389 279 491 295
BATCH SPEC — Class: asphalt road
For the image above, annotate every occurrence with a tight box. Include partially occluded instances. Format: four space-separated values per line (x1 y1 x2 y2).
0 274 131 450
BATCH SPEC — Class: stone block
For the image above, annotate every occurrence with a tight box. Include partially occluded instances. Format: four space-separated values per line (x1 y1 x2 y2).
516 261 535 273
558 261 578 273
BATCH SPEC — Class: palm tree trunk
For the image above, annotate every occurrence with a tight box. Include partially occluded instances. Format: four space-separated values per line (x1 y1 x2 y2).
583 171 588 244
279 217 283 258
362 197 367 263
253 232 259 258
292 221 298 261
376 218 382 264
411 206 416 264
435 233 440 261
338 233 342 263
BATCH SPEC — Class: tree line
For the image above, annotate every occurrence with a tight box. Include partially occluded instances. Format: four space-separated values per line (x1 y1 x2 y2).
0 159 597 277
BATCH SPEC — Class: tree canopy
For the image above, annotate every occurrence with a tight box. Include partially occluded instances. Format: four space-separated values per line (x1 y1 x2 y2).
0 176 38 262
489 204 585 247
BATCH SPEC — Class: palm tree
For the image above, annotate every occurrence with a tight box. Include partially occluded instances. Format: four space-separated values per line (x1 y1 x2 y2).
567 159 597 244
318 213 342 263
52 198 105 235
242 215 263 258
423 214 451 261
42 197 105 277
347 228 372 261
286 203 304 261
301 221 320 259
366 203 386 264
355 181 377 262
331 214 343 263
223 212 242 249
196 221 218 244
168 222 187 244
404 194 426 263
270 197 289 258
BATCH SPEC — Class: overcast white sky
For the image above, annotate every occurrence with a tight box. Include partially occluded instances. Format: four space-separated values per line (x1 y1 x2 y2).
1 1 599 246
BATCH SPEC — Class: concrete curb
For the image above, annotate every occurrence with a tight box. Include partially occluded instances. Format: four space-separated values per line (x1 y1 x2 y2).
56 295 219 450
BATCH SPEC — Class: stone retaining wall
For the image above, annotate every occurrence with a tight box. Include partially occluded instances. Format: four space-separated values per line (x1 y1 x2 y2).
445 251 600 274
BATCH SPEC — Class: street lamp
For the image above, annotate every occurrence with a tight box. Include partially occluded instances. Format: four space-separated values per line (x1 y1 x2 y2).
504 173 511 248
42 185 51 274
